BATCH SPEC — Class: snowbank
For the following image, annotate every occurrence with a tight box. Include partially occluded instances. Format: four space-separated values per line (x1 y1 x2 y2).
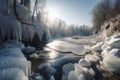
101 34 120 73
0 41 31 80
67 34 120 80
91 42 103 52
0 68 28 80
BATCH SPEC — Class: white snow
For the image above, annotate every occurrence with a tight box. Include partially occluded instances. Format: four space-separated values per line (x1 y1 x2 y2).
1 40 25 49
0 48 25 58
0 68 28 80
85 54 98 63
68 63 95 80
0 56 31 76
0 41 31 80
79 58 92 67
106 38 120 48
101 34 120 73
102 52 120 73
91 42 103 52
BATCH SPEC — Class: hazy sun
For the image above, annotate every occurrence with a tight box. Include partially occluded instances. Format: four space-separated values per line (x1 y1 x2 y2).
47 7 60 23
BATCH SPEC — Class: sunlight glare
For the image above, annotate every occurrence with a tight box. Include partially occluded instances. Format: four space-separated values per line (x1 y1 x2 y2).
47 7 60 23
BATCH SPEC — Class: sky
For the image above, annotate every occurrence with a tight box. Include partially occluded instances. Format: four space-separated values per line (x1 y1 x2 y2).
46 0 101 26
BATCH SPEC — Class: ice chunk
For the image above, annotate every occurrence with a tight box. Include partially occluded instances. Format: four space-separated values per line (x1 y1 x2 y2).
38 64 56 76
0 68 28 80
107 38 120 48
22 46 36 55
102 51 120 73
50 76 55 80
0 56 31 76
68 71 79 80
1 40 25 49
0 48 25 58
109 49 120 58
85 54 98 63
92 42 104 52
79 58 92 67
62 63 74 80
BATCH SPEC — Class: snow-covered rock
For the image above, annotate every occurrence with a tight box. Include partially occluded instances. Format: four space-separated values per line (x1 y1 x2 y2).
22 46 36 55
111 34 120 39
92 42 103 52
0 68 28 80
68 71 79 80
50 76 55 80
62 63 74 80
74 64 95 76
109 49 120 58
68 64 95 80
38 64 56 76
79 58 92 67
102 50 120 73
106 38 120 48
85 54 98 63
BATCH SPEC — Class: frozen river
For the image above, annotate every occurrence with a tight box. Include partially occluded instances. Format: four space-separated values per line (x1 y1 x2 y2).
44 36 100 80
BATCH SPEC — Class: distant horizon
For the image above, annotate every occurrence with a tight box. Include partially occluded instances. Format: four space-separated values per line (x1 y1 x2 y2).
46 0 101 26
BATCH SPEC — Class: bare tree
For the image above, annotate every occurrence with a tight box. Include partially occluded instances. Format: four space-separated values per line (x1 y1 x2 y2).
92 0 112 32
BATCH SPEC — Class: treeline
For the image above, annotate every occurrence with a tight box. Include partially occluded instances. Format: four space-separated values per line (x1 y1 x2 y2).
92 0 120 33
47 19 92 39
19 0 92 40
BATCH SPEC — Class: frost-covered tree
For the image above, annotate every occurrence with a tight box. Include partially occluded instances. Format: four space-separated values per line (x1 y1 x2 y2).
92 0 120 33
47 18 91 39
0 0 50 49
